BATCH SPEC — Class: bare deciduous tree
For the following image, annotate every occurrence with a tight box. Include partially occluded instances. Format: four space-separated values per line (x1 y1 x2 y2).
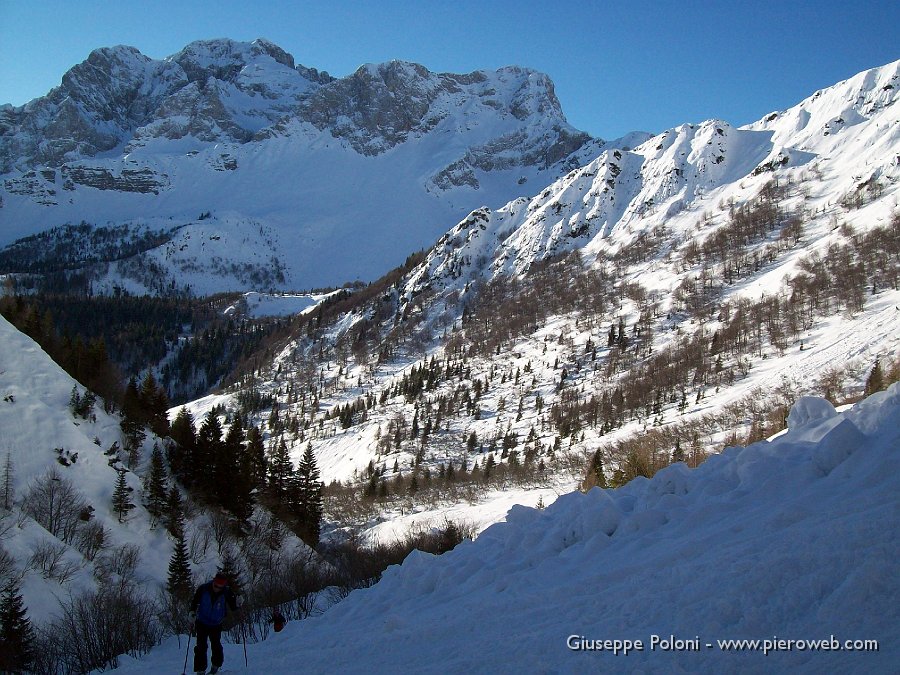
22 468 90 545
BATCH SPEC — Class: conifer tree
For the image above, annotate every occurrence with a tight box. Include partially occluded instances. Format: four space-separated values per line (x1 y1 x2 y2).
2 453 13 511
222 418 245 482
120 419 146 464
365 473 378 499
218 547 245 598
268 438 293 507
167 528 193 603
120 376 147 456
483 454 495 481
0 579 34 673
245 424 267 489
139 371 170 437
121 376 142 424
165 484 192 605
582 449 608 491
223 418 254 526
144 444 169 524
292 443 324 547
195 414 224 496
165 485 186 539
672 439 686 464
168 407 196 482
112 468 135 523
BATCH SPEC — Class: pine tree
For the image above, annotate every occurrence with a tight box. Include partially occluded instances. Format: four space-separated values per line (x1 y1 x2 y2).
268 438 293 506
144 444 169 524
245 424 267 489
139 371 170 437
292 443 324 547
166 485 192 611
2 453 13 511
218 547 244 598
120 377 147 454
120 413 146 462
121 376 142 422
671 439 686 464
582 449 608 491
223 418 253 526
483 454 495 481
168 407 196 482
195 414 224 496
112 468 135 523
165 485 186 539
364 472 378 499
167 528 192 602
0 579 34 673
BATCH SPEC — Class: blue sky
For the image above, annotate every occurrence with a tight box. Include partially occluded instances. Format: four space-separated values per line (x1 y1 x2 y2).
1 0 898 138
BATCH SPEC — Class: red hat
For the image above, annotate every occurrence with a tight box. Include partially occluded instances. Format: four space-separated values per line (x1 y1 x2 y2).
212 573 228 589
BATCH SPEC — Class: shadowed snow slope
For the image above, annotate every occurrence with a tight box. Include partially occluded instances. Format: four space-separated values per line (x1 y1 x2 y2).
115 384 900 674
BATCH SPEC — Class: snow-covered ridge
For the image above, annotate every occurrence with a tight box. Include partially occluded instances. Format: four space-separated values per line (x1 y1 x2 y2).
402 59 900 301
114 384 900 673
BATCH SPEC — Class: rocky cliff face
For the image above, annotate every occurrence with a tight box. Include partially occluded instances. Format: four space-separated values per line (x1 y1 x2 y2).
1 39 595 174
0 46 185 171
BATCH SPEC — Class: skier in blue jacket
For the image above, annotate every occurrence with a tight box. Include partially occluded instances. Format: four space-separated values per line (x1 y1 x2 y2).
191 573 239 674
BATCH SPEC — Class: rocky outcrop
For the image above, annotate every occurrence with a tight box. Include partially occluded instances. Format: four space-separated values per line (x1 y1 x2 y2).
3 170 58 204
62 166 168 193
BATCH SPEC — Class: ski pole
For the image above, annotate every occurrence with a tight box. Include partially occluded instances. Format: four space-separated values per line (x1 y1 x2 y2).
242 617 248 667
182 628 193 675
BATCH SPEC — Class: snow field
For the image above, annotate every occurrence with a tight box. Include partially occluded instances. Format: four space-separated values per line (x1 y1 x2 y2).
113 384 900 674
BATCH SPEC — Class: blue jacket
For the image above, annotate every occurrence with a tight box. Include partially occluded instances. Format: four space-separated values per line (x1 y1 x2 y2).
191 582 238 627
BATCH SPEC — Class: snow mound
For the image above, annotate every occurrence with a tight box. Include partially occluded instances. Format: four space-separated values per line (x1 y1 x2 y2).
786 396 838 430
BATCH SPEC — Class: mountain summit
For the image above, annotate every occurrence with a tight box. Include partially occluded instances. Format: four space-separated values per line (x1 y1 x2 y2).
0 38 626 291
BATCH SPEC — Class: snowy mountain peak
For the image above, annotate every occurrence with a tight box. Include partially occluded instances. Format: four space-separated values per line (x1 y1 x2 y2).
0 39 607 291
170 37 298 84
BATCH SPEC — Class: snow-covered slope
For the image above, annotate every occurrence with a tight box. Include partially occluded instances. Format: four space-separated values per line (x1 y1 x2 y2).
404 59 900 295
0 314 314 624
115 384 900 674
0 313 172 620
0 38 625 292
